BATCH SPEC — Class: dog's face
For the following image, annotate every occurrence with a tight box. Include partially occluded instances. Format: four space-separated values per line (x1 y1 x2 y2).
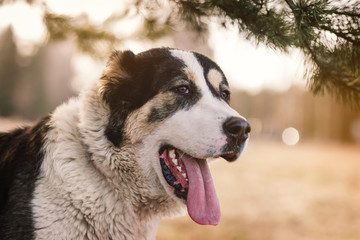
99 48 250 225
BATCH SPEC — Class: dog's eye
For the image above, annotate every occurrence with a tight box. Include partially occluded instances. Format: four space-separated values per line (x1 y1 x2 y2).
175 86 190 94
221 90 230 100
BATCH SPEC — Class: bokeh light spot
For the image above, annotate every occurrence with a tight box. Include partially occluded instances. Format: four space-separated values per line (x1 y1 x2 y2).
282 127 300 145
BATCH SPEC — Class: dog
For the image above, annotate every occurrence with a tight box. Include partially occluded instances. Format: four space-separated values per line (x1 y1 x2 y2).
0 48 250 240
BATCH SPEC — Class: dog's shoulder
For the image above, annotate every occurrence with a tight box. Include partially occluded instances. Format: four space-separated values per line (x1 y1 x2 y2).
0 117 50 216
0 117 51 240
0 116 51 208
0 126 29 208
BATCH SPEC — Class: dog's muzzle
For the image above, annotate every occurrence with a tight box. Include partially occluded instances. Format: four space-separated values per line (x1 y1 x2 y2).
221 117 251 161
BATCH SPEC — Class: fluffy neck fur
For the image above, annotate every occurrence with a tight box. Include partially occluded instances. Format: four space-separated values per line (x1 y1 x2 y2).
32 83 182 240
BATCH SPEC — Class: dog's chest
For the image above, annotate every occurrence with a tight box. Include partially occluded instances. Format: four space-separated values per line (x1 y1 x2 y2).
32 179 160 240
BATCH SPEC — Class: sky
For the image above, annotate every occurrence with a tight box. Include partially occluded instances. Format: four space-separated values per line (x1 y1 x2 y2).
0 1 46 55
0 0 306 94
208 25 306 94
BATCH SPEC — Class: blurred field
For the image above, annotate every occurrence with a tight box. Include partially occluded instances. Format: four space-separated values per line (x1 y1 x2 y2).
157 139 360 240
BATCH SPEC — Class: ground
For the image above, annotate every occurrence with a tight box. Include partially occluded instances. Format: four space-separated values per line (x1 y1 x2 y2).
157 139 360 240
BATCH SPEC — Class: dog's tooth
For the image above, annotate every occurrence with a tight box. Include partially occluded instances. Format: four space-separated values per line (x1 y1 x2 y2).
177 166 182 172
172 158 178 165
182 173 187 178
169 149 176 159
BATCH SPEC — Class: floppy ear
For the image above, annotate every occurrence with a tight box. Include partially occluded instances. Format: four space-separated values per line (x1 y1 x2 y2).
99 50 137 147
100 50 136 105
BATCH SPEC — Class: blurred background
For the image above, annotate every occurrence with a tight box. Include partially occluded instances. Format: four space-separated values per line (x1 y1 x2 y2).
0 1 359 239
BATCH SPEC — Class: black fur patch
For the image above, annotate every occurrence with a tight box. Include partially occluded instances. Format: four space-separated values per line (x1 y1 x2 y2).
148 101 179 123
193 52 229 102
147 79 201 123
0 116 51 240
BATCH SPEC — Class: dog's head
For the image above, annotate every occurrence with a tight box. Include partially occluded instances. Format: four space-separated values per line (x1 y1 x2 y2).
99 48 250 225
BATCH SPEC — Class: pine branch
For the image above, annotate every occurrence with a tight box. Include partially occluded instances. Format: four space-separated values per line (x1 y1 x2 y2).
175 0 360 108
330 10 360 18
44 12 118 58
284 0 360 108
318 24 359 44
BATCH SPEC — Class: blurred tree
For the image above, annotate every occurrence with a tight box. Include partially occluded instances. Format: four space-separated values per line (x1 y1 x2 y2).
0 0 359 107
0 27 73 119
0 28 19 116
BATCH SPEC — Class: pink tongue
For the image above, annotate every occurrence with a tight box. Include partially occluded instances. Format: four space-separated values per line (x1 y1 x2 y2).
181 155 221 225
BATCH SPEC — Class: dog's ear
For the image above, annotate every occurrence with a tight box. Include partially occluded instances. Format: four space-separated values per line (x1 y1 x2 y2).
99 50 136 106
99 50 138 147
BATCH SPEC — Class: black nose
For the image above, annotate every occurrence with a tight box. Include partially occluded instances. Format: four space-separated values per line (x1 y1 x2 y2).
223 117 251 143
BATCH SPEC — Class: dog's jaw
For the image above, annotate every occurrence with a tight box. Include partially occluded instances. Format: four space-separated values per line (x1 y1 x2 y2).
159 147 189 200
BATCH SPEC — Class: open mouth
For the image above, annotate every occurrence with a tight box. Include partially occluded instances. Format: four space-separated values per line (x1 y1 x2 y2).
160 147 189 200
159 145 222 226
